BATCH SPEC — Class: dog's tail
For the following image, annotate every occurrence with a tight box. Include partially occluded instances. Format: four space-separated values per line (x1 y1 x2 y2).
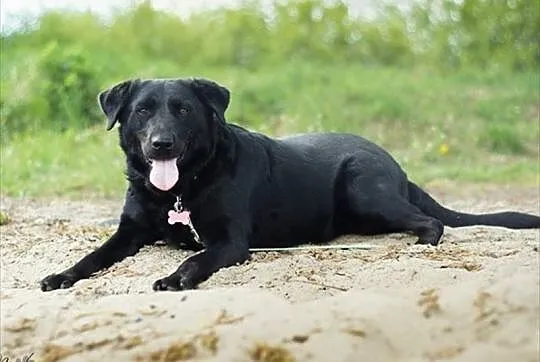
407 181 540 229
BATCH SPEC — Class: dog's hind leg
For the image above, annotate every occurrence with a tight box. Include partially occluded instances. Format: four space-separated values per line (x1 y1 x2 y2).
343 175 444 246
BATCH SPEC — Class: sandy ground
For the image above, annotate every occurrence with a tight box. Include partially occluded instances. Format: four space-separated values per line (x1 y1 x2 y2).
0 184 539 362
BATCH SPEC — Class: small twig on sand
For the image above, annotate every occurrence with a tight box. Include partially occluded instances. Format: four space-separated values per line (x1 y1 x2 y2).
292 279 349 292
249 243 380 253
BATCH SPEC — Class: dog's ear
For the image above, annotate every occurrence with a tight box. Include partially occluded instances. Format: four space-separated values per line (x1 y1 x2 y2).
190 78 230 123
97 79 138 130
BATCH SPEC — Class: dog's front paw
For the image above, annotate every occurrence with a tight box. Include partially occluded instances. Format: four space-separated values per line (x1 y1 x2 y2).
152 275 195 291
40 273 77 291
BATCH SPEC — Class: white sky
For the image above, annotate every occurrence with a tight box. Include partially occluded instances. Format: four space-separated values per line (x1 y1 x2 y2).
0 0 406 33
0 0 250 32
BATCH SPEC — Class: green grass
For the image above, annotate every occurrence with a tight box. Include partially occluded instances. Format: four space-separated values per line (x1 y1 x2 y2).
1 64 538 198
1 128 126 197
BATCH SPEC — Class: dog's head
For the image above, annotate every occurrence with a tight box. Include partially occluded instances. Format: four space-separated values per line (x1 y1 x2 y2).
98 78 230 192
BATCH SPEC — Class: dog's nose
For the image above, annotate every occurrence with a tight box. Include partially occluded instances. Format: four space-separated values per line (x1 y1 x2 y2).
151 136 174 151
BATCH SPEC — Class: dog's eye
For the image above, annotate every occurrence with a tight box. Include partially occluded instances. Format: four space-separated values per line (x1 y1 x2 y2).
178 107 190 116
136 107 150 116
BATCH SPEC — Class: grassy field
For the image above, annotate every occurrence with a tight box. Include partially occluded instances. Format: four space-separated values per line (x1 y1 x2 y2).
1 63 538 198
1 1 538 198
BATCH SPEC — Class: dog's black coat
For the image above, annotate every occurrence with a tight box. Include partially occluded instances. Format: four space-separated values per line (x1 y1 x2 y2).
41 78 540 292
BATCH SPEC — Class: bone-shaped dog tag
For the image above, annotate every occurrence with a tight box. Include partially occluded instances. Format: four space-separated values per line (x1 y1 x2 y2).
167 209 191 225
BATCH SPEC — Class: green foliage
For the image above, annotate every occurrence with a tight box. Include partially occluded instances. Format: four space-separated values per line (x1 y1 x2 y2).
3 0 538 71
1 39 101 139
407 0 540 70
39 42 101 129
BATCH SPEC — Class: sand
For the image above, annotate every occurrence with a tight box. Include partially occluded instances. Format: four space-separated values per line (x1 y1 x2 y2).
0 184 539 362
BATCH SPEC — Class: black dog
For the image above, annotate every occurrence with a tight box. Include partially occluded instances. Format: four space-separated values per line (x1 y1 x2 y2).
40 78 540 292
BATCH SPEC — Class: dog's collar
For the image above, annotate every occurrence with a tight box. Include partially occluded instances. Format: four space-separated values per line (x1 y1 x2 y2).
167 195 202 246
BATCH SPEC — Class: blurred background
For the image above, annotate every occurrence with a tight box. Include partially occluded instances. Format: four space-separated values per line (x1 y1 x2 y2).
0 0 538 197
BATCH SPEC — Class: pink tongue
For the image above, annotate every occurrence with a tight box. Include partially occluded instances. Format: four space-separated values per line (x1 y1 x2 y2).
149 158 179 191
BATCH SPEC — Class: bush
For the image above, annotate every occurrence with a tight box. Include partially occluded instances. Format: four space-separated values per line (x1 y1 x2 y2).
39 42 101 130
1 41 101 138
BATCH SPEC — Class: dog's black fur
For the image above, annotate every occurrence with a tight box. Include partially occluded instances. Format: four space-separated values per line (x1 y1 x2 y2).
41 78 540 292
